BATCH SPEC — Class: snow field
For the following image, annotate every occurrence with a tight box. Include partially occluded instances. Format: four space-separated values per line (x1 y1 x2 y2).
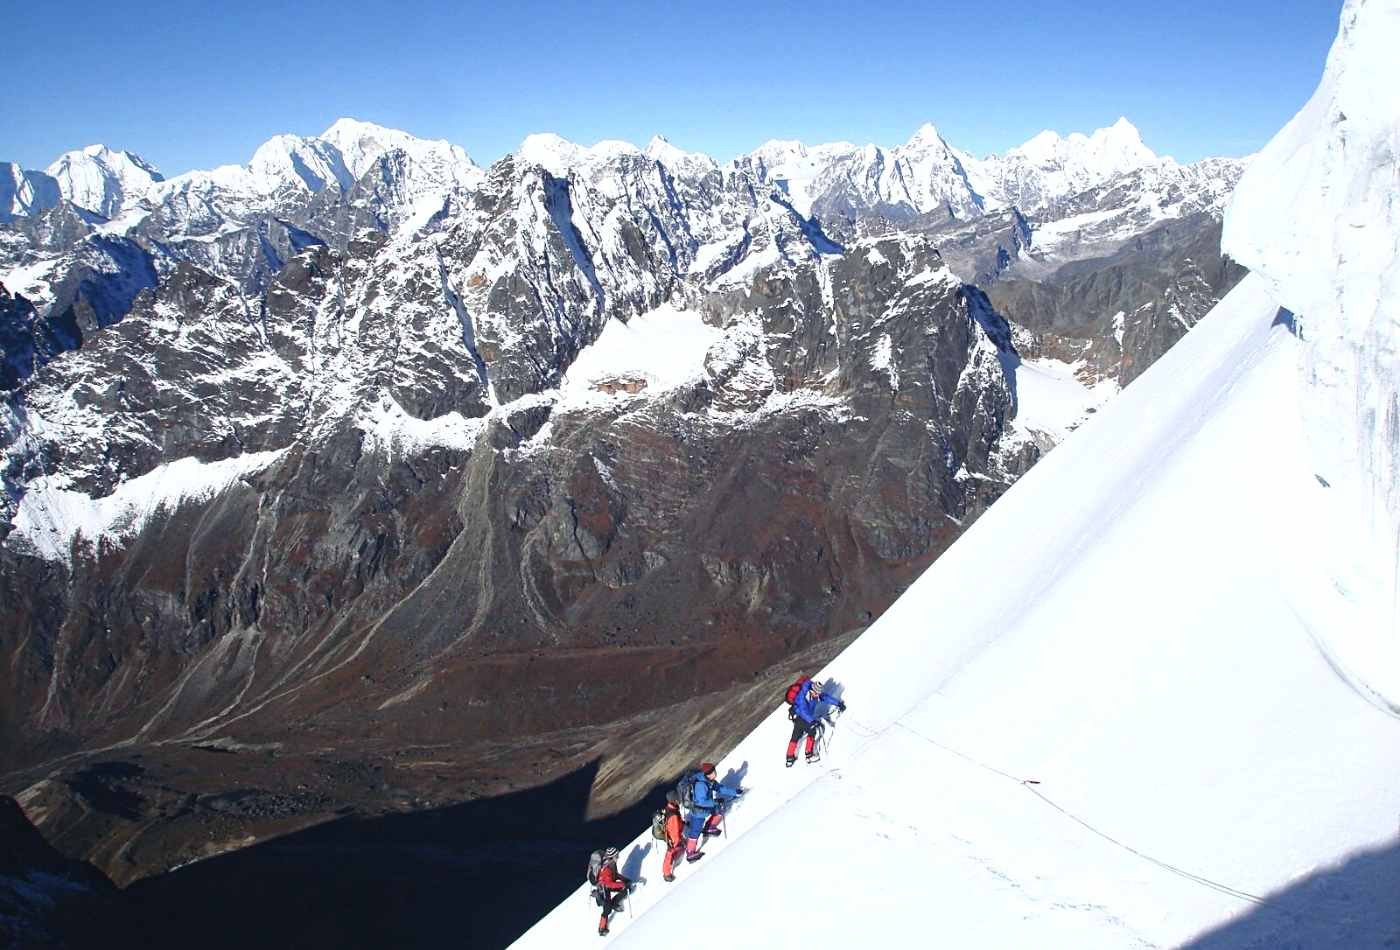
557 304 724 406
1009 356 1118 441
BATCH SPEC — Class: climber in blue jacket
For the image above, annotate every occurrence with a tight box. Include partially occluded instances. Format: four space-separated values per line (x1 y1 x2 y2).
683 762 743 861
787 678 845 767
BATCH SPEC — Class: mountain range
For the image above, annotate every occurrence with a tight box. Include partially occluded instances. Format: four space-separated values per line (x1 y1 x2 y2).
1 107 1251 947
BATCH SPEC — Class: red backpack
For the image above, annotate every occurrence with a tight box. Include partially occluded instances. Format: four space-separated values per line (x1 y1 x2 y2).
784 676 810 707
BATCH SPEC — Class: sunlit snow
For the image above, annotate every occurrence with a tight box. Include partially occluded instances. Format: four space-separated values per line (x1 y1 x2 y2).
557 303 724 406
9 449 285 564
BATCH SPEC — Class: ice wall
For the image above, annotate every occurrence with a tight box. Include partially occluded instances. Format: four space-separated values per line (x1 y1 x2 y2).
1224 0 1400 707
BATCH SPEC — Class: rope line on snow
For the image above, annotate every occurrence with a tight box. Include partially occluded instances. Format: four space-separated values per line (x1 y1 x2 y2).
880 718 1292 914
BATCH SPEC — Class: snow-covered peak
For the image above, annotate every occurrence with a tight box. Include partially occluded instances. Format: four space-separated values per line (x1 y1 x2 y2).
247 133 352 194
1007 117 1156 176
143 119 481 236
740 129 984 219
748 139 810 164
1085 117 1155 175
746 138 861 173
319 117 478 181
644 135 717 173
970 117 1160 214
44 144 163 218
516 133 642 176
1101 114 1144 141
1015 128 1064 163
903 121 947 149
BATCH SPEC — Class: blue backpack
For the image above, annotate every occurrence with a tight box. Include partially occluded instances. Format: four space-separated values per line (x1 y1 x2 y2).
675 770 704 809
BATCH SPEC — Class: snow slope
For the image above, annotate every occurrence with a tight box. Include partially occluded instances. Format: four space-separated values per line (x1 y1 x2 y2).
513 3 1400 946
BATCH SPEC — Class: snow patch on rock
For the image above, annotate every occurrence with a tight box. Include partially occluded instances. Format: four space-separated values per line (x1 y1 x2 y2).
9 449 285 564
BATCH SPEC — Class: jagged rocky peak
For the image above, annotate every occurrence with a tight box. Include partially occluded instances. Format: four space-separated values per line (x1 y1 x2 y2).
44 143 164 218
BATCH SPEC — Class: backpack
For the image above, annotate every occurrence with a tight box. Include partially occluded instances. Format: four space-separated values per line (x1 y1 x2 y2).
587 849 604 888
785 676 810 707
675 770 702 810
650 808 668 841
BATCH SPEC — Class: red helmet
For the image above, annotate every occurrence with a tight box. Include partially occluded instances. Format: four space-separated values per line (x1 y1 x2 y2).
699 761 717 775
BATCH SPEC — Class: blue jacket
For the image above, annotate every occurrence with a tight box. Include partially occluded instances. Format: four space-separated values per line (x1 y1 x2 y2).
690 773 740 814
792 683 841 724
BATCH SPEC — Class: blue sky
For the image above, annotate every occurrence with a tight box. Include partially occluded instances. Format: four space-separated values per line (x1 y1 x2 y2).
6 0 1340 175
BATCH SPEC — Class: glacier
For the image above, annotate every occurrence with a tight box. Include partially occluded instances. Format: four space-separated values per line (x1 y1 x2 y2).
512 2 1400 947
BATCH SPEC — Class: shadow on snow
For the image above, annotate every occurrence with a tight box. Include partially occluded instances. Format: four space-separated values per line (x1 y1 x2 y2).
1180 838 1400 950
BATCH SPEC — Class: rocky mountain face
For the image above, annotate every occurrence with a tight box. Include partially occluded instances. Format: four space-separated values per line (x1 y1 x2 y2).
992 214 1249 387
0 118 1244 894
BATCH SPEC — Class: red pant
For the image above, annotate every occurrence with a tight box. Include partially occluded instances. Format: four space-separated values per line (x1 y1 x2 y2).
787 716 823 759
662 842 684 876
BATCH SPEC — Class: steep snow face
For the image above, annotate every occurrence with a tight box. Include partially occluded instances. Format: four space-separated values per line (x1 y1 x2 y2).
44 144 163 218
1224 0 1400 685
0 164 60 222
515 279 1400 950
246 133 353 194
